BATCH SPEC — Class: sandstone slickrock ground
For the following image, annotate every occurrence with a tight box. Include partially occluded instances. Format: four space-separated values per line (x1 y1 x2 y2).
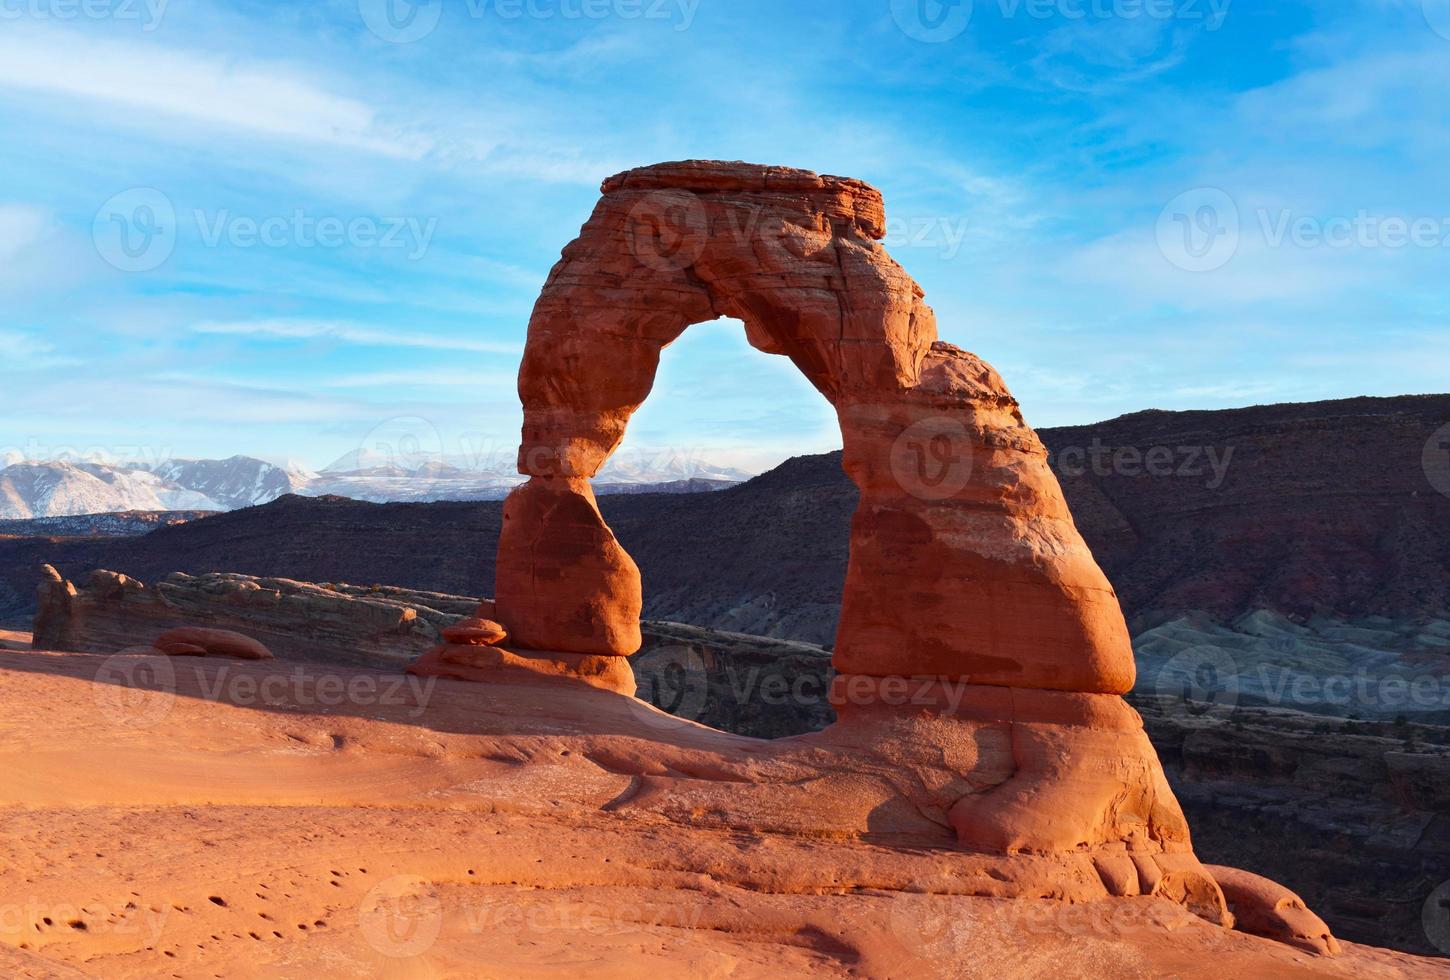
28 569 1450 955
3 648 1446 978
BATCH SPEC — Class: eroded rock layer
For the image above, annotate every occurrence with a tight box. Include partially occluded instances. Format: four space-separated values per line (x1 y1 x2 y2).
496 159 1134 696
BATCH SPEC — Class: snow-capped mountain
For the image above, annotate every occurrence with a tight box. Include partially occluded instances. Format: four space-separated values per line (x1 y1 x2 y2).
150 456 313 510
0 450 752 517
0 461 219 519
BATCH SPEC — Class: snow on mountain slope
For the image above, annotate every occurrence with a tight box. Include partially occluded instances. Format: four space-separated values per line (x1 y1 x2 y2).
0 449 752 516
149 456 312 510
0 462 221 519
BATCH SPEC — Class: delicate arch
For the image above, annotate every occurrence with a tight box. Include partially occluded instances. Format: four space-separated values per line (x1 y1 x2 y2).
494 160 1135 695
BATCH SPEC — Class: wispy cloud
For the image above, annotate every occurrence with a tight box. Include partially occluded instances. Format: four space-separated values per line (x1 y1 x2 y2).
318 369 517 388
0 328 80 371
0 26 428 158
189 319 522 353
0 204 50 263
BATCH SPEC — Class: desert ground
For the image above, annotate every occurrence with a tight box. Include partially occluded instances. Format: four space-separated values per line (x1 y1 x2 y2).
3 640 1447 979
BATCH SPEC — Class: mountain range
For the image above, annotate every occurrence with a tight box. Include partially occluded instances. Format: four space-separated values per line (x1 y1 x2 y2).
0 451 751 519
6 393 1447 643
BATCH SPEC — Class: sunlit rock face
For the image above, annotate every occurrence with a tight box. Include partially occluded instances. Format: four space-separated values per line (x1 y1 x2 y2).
495 160 1133 694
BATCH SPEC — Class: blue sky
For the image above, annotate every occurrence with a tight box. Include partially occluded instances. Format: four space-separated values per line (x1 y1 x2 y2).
1 0 1446 472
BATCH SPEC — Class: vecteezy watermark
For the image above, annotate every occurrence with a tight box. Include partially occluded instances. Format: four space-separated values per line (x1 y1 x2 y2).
1153 645 1240 719
91 655 438 726
1257 210 1450 250
360 0 700 44
0 898 170 943
625 189 709 274
890 416 974 501
886 894 1182 977
1425 880 1450 955
1054 439 1235 489
359 878 709 959
881 216 972 259
93 188 177 273
629 643 710 731
1422 422 1450 499
1252 666 1450 715
891 0 1230 43
193 209 437 259
93 653 178 728
356 416 449 472
622 188 973 270
1156 187 1240 273
93 189 438 272
1425 0 1450 41
890 0 973 43
0 0 168 30
360 875 444 958
1159 188 1450 272
0 439 177 469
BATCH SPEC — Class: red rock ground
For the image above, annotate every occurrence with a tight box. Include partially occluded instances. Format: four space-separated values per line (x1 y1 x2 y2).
2 646 1446 978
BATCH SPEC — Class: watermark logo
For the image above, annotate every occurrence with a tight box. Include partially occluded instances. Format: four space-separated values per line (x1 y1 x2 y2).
193 209 437 259
890 416 974 501
625 190 709 273
360 875 444 958
356 415 448 472
1422 422 1450 499
94 189 437 273
0 0 169 30
92 653 177 727
1424 880 1450 955
360 0 443 42
887 894 972 970
1054 439 1234 489
361 0 699 43
631 644 709 731
1425 0 1450 41
0 898 169 943
891 0 973 43
1157 187 1239 272
1154 645 1239 719
94 188 176 273
882 215 972 259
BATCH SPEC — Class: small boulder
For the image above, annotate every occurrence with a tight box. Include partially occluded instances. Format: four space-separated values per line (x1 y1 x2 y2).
1207 864 1341 956
442 618 508 647
153 627 274 661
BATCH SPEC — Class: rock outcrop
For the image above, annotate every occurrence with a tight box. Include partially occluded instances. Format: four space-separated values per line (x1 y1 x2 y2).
152 626 274 660
472 159 1253 934
9 393 1447 648
32 566 473 667
1208 865 1341 956
6 648 1436 977
36 567 1450 953
495 160 1133 696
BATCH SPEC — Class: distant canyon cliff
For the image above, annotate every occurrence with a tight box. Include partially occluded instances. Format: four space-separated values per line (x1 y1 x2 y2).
3 394 1449 644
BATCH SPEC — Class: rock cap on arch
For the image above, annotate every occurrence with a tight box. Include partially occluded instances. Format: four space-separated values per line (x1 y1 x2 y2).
599 159 888 240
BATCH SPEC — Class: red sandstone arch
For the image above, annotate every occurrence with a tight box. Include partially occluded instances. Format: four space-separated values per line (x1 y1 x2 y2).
492 160 1135 695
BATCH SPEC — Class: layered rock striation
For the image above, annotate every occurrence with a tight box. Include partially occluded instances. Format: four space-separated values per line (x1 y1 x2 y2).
475 159 1241 922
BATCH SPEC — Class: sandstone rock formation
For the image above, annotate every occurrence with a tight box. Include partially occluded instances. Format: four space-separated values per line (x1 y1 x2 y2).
484 160 1201 883
495 160 1133 695
153 626 274 660
32 566 472 667
24 566 1448 953
1208 864 1341 956
6 648 1436 977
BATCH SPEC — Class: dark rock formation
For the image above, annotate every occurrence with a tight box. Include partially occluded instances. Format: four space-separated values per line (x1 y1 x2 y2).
6 393 1446 642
